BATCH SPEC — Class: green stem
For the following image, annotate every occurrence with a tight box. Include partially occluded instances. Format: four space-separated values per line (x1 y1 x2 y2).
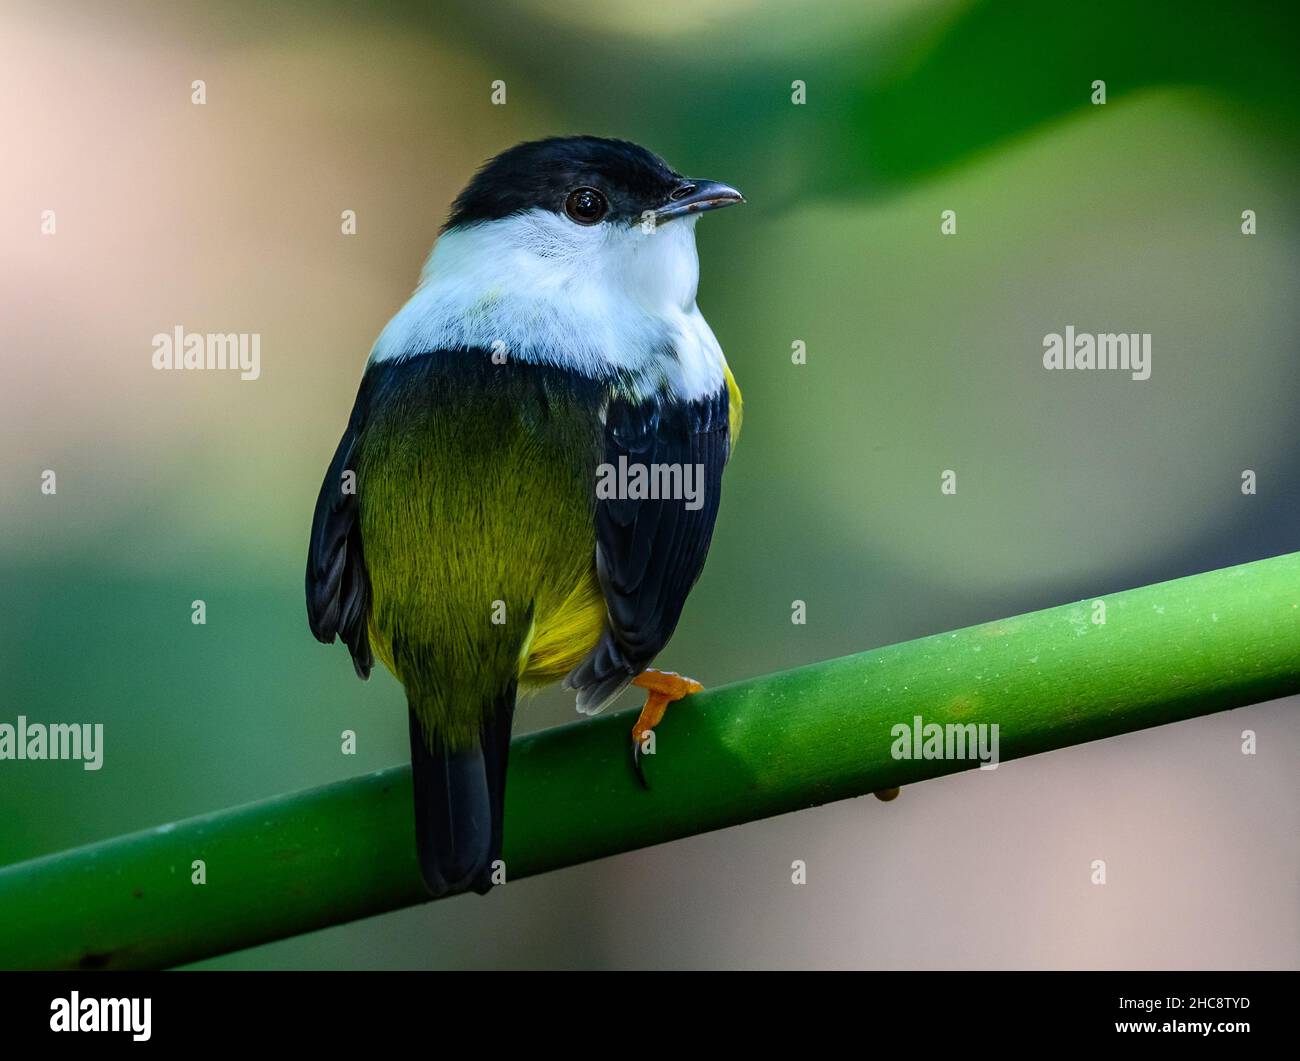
3 552 1298 969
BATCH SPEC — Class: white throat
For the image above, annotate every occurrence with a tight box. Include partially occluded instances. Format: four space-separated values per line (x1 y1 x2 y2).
369 208 726 401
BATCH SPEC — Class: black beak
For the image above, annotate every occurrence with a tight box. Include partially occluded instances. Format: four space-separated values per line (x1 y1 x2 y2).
654 179 745 223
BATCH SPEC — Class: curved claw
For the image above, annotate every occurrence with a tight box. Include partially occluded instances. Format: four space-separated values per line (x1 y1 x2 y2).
630 734 650 789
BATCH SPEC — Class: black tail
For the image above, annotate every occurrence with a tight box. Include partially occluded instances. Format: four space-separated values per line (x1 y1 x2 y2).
408 684 516 898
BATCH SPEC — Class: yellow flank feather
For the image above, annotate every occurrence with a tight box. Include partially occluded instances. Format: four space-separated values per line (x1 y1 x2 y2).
519 567 606 686
723 357 743 451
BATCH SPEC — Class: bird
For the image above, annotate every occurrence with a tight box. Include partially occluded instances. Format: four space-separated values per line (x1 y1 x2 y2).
306 136 744 898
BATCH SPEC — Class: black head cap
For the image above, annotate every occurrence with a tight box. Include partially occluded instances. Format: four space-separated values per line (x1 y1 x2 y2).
445 136 683 230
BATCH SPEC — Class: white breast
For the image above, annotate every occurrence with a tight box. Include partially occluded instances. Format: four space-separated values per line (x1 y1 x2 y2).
369 208 726 403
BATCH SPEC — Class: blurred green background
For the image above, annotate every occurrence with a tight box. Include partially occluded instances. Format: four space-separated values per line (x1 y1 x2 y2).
2 0 1297 968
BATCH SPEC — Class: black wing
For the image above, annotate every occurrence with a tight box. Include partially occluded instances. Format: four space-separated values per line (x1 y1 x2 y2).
565 384 730 713
305 392 373 679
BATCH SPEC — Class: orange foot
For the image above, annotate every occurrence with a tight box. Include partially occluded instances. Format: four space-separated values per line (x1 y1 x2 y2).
629 669 703 788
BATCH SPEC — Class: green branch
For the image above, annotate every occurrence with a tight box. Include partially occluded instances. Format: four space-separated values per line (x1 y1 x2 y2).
3 552 1298 970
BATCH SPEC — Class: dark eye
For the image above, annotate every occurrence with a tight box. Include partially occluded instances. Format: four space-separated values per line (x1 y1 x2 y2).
565 187 608 225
